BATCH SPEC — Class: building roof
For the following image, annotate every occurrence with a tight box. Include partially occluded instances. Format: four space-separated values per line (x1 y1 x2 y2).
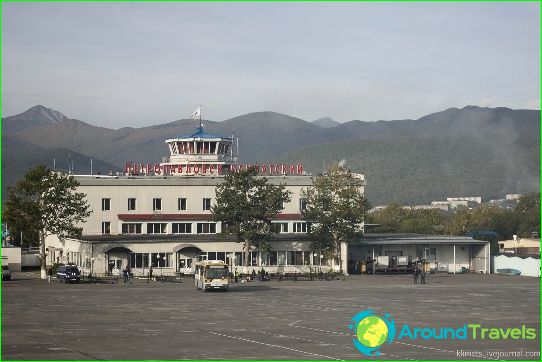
168 125 231 141
361 233 483 245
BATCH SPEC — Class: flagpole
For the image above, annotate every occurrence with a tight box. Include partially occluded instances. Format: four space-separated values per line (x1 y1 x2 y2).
199 105 202 129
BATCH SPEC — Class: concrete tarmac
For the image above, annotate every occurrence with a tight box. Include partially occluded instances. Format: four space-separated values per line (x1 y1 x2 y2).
2 272 540 360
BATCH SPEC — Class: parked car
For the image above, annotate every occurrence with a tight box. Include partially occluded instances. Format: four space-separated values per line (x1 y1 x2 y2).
2 265 11 281
57 265 81 283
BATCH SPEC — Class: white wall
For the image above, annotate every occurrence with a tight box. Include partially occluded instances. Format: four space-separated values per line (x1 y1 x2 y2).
22 253 40 267
492 255 541 277
1 247 22 271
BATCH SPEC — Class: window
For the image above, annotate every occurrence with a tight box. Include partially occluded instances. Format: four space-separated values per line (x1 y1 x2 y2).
151 253 172 267
295 251 303 265
249 251 258 266
203 198 212 211
128 198 136 211
287 251 295 265
102 222 111 234
416 246 437 261
299 198 307 211
293 222 310 233
197 223 216 234
277 251 286 266
122 223 142 234
153 198 162 211
269 251 278 266
147 223 167 234
303 251 311 265
178 198 187 211
102 198 111 211
260 252 269 266
428 247 437 261
234 252 243 266
129 253 147 268
272 222 289 233
172 223 192 234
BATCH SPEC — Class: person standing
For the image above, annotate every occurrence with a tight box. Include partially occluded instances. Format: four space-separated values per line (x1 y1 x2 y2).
149 265 153 282
126 264 131 283
47 267 52 283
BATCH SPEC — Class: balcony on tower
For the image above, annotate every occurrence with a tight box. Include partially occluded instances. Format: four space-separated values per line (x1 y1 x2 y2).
161 125 238 175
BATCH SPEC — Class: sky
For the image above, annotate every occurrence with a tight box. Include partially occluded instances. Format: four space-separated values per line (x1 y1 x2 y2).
2 2 540 129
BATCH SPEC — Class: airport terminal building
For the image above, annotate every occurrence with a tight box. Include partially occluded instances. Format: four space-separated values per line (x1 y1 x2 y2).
45 125 349 275
45 124 489 276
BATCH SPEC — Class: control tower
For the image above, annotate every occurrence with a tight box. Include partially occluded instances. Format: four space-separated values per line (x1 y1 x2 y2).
160 124 238 175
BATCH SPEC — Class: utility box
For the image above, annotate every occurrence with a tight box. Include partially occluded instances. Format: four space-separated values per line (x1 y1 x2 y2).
376 256 389 269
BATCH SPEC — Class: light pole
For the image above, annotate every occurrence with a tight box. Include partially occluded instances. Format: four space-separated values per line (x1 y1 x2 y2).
229 253 235 280
163 256 166 275
319 253 324 275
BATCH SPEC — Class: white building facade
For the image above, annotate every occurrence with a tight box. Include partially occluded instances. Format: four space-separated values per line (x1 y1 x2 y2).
45 125 358 276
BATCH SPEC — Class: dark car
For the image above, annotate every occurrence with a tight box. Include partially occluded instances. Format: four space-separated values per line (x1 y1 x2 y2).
57 265 81 283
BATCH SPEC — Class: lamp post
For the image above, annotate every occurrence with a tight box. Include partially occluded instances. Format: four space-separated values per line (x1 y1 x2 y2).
156 253 161 276
229 253 235 281
163 256 166 275
320 253 324 273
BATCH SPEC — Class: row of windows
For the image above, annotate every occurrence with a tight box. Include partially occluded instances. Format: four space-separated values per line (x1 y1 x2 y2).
127 251 328 269
105 222 218 235
101 198 307 212
129 253 173 268
102 222 310 235
199 251 326 266
102 197 210 211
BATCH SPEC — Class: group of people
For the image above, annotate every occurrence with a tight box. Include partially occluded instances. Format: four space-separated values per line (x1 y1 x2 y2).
231 268 270 282
413 263 427 284
122 265 132 283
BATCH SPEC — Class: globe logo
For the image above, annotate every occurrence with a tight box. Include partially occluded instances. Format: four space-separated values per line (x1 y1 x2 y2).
349 310 396 356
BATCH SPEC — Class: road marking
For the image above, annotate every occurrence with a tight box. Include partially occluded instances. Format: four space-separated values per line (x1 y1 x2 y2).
288 320 346 335
288 321 500 361
248 329 416 360
208 331 344 361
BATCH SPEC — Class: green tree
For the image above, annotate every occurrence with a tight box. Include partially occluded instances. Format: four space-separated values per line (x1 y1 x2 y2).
3 165 91 279
366 203 406 233
513 192 540 238
301 163 371 274
212 168 291 271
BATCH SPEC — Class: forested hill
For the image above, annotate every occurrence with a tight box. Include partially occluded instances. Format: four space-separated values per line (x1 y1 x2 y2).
3 105 539 204
273 135 539 205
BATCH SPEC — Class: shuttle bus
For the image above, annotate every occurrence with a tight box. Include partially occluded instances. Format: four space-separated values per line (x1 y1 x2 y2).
194 260 229 291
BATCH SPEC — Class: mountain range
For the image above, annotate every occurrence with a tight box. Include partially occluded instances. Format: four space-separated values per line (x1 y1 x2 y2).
2 105 540 205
